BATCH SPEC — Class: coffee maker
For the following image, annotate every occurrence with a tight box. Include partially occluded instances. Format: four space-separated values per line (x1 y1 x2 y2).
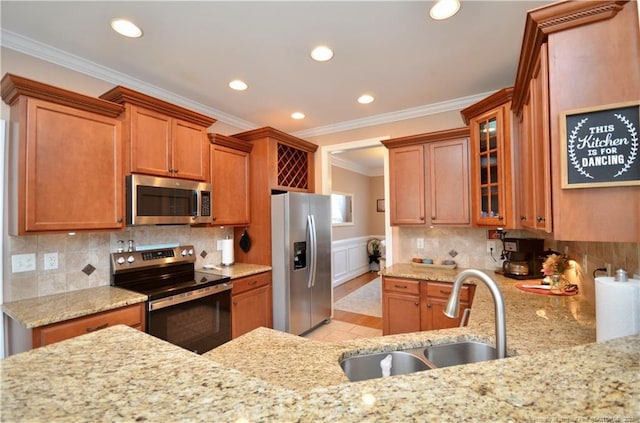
501 237 545 280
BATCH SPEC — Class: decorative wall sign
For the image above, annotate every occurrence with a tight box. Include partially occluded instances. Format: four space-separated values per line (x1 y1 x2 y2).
560 101 639 189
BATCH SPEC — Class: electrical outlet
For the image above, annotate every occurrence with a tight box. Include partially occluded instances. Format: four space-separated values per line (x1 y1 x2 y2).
44 252 59 270
11 253 36 273
416 238 424 249
486 240 497 253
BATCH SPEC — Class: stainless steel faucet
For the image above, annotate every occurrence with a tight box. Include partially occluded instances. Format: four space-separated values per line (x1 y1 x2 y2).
444 269 507 359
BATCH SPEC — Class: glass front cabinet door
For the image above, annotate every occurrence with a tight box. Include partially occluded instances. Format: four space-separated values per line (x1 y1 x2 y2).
462 88 514 228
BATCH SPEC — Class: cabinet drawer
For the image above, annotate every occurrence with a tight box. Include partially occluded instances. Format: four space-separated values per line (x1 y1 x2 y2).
33 303 144 348
425 282 471 301
383 277 420 295
232 271 271 295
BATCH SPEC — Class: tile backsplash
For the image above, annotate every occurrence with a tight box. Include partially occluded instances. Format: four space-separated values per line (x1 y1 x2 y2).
4 226 233 302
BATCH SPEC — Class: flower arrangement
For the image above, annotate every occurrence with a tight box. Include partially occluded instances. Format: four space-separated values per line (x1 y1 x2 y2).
541 253 571 276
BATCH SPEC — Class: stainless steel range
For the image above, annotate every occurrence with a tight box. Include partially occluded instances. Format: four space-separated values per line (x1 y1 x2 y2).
110 245 231 354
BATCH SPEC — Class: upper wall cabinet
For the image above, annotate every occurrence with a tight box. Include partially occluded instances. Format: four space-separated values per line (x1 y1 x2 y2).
511 0 640 242
100 86 216 182
208 133 253 226
461 88 516 228
1 74 126 235
383 127 470 227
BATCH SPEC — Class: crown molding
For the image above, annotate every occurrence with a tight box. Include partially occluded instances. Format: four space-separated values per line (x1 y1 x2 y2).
292 91 493 138
3 28 493 138
0 29 257 131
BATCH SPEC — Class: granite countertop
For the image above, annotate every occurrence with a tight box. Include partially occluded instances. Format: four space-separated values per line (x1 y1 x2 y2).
1 266 638 421
1 286 147 328
198 262 272 279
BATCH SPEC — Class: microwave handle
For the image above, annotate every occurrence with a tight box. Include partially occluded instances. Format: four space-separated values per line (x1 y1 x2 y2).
191 191 198 217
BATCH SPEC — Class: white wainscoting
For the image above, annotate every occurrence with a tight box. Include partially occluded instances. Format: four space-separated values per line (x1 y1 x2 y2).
332 236 384 286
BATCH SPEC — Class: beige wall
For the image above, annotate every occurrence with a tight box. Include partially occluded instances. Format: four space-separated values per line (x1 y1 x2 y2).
330 166 382 241
369 176 385 235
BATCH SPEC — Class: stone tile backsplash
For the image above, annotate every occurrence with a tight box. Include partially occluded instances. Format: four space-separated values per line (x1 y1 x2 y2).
4 226 233 302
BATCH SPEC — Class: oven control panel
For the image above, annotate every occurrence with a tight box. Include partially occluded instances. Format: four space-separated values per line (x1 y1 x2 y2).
111 245 196 272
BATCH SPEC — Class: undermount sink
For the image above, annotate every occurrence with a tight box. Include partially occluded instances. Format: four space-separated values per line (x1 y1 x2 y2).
423 341 498 369
340 341 500 382
340 350 431 382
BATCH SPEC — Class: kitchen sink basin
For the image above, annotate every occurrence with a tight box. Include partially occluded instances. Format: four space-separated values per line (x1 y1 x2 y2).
423 341 497 368
340 341 500 382
340 350 431 382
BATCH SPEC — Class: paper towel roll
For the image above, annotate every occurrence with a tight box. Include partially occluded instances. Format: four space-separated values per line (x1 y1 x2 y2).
221 238 234 266
595 276 640 342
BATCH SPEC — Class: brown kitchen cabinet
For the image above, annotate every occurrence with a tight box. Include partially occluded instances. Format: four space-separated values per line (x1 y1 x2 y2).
512 1 639 241
382 277 421 335
32 303 145 348
208 134 253 226
1 74 126 235
382 276 475 336
461 88 516 228
383 128 470 227
514 43 552 233
231 127 318 266
100 86 217 181
420 281 474 331
231 271 272 338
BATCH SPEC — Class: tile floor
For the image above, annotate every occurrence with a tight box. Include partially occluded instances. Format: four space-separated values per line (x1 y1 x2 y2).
303 319 382 342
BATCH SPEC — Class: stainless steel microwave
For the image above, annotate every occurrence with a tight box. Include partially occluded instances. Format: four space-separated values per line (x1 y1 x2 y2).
126 174 213 225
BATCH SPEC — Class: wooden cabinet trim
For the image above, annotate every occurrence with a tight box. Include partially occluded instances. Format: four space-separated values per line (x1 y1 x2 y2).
100 85 216 127
208 133 254 153
382 127 469 148
512 0 628 113
460 88 514 125
233 126 318 153
1 74 124 117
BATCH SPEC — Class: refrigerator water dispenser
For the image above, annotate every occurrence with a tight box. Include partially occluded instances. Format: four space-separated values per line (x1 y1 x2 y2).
294 241 306 270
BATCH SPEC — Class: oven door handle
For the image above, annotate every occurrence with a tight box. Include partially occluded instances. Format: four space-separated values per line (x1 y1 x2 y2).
148 283 232 311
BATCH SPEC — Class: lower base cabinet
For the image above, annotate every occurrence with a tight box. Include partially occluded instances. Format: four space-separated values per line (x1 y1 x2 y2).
231 271 272 338
383 276 475 336
32 303 145 348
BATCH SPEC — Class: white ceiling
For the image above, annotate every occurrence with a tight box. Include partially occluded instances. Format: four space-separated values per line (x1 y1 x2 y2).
1 1 550 169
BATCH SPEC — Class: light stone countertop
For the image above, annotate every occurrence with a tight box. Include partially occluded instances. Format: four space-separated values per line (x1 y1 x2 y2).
1 286 147 328
1 265 637 421
197 262 272 279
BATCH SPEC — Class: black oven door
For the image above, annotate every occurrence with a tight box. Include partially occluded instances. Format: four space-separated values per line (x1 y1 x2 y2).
146 284 231 354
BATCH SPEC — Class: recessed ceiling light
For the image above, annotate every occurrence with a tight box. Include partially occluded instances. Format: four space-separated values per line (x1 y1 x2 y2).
310 46 334 62
429 0 461 20
291 112 305 120
358 94 375 104
228 79 248 91
110 18 143 38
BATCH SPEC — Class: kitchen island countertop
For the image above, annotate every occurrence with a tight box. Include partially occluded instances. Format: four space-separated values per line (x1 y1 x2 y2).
1 266 638 421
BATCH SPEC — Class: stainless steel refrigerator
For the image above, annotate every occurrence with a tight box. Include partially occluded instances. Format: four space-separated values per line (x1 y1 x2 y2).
271 192 332 335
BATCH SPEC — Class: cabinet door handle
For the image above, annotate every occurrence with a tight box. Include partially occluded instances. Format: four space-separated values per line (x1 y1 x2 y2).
233 301 238 306
414 302 419 306
431 216 436 220
86 322 109 333
439 290 451 296
394 284 407 289
426 303 432 308
249 280 258 286
536 216 546 223
420 216 425 221
520 215 527 221
498 216 504 220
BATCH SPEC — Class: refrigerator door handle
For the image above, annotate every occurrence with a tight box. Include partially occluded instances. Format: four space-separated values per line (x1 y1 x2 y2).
307 214 317 288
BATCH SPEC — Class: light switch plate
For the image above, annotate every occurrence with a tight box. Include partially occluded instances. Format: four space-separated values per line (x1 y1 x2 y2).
416 238 424 249
12 253 36 273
